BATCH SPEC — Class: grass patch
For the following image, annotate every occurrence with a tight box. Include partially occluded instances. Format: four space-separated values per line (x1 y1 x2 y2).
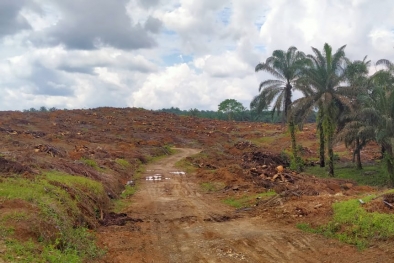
0 171 107 262
148 145 178 162
115 158 130 168
297 192 394 250
3 228 105 263
80 158 102 171
175 151 203 174
113 185 138 213
200 182 225 192
0 225 15 238
304 163 386 186
120 185 137 199
112 158 149 212
223 191 276 208
175 158 196 174
133 163 146 180
250 136 276 145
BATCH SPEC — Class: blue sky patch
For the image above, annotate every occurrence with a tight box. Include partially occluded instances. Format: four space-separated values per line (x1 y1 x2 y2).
216 6 232 25
162 53 194 66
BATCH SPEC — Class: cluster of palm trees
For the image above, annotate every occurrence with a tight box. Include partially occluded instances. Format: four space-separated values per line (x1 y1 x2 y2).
252 43 394 184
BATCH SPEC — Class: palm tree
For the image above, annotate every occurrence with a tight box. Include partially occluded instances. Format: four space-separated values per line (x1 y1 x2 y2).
252 46 307 120
365 60 394 184
335 57 374 169
252 46 307 171
335 115 375 169
293 43 350 176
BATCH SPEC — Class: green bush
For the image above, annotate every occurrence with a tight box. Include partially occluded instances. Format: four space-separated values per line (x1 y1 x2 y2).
297 193 394 249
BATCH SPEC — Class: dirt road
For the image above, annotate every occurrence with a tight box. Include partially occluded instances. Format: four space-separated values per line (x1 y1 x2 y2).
96 149 387 263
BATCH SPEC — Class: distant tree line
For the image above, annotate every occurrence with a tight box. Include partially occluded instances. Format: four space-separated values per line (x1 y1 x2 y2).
22 106 59 112
157 106 316 123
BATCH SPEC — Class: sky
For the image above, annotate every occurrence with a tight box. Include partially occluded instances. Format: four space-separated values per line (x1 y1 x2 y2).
0 0 393 111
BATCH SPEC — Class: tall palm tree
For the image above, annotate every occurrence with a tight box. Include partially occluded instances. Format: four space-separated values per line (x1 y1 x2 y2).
366 60 394 184
252 46 307 121
335 57 374 169
293 43 350 176
252 46 308 171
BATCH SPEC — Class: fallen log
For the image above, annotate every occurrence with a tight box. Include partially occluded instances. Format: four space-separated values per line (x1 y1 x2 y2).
384 201 393 209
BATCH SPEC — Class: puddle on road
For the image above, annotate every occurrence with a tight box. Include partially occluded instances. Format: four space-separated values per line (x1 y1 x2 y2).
145 171 186 182
170 171 186 175
146 174 162 181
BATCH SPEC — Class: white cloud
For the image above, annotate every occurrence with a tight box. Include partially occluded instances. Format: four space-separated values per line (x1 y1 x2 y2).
0 0 393 111
259 0 394 62
130 63 257 110
198 50 251 78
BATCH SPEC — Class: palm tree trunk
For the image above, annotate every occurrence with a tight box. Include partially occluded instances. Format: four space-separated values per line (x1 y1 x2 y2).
289 118 303 171
327 137 334 176
381 145 386 159
384 144 394 186
317 108 325 167
284 83 292 122
319 126 325 167
317 114 325 167
355 138 362 170
289 120 297 157
326 117 335 177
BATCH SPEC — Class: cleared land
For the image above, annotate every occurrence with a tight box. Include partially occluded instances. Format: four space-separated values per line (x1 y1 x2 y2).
0 108 392 262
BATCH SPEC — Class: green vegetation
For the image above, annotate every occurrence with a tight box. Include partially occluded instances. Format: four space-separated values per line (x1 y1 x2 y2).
3 228 104 263
250 135 278 145
113 184 138 213
112 159 144 212
133 164 146 180
80 157 102 171
158 106 315 123
115 158 131 168
175 158 197 174
163 145 176 155
23 106 58 112
120 185 137 199
200 182 225 192
305 163 386 186
293 44 349 176
253 46 309 172
297 192 394 249
223 191 276 208
0 171 107 262
147 145 177 163
218 99 247 121
251 43 394 182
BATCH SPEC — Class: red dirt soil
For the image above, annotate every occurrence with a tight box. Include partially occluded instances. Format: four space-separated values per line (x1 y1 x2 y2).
0 107 390 262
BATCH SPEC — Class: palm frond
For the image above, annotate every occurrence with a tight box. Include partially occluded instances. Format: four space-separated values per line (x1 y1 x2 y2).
376 59 393 69
259 79 284 91
255 63 285 80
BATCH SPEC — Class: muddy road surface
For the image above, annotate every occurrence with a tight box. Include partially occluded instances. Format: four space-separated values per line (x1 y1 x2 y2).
96 149 386 263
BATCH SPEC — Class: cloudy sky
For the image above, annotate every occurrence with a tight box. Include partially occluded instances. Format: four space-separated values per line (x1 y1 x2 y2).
0 0 393 111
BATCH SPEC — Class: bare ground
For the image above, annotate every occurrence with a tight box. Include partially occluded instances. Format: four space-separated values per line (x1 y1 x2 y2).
96 149 390 263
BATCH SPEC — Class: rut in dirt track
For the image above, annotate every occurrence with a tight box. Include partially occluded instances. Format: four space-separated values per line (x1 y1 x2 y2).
96 148 385 263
